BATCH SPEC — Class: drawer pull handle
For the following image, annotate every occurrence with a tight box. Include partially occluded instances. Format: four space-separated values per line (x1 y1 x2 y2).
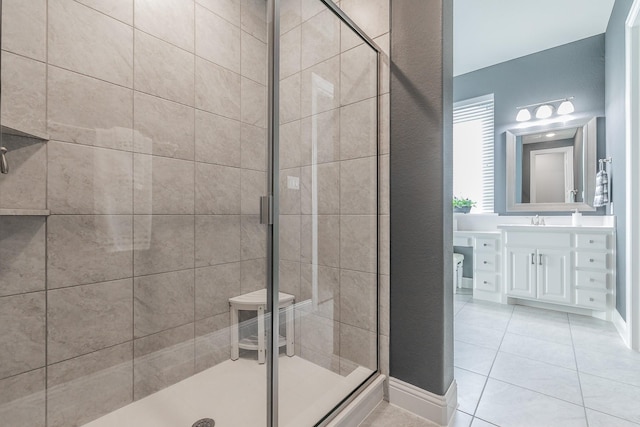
483 261 488 265
483 243 488 247
531 253 535 265
590 258 594 263
589 297 595 302
483 281 488 284
590 278 594 282
589 239 594 243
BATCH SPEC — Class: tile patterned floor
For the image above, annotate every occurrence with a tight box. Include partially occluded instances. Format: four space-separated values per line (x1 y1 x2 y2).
362 294 640 426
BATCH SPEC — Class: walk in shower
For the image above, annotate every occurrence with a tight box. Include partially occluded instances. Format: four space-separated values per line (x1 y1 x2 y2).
0 0 381 426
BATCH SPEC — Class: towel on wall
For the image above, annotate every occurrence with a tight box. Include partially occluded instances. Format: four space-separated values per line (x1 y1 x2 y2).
594 169 609 207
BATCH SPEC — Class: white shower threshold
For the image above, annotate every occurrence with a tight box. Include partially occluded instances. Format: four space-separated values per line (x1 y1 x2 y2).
83 356 373 427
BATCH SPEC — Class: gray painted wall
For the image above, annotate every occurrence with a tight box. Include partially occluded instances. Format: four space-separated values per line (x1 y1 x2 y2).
390 0 455 395
605 0 633 320
453 35 606 214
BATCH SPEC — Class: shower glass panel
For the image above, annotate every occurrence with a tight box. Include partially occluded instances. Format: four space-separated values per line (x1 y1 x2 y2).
0 0 378 426
277 1 379 425
0 0 269 425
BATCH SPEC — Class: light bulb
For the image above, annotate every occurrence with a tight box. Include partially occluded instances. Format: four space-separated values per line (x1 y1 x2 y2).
535 104 554 119
557 100 575 115
516 109 531 122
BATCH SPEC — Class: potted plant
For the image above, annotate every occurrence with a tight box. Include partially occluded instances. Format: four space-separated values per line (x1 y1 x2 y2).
453 196 476 214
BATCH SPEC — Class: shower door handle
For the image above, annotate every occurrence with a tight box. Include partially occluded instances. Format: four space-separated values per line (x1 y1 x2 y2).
260 196 273 225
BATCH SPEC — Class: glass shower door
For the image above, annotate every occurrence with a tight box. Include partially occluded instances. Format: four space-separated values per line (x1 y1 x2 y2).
275 0 380 425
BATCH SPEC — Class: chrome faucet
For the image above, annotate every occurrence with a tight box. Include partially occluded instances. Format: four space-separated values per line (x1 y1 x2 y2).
0 147 8 174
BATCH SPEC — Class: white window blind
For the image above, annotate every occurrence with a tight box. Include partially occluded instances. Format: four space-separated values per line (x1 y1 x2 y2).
453 94 495 213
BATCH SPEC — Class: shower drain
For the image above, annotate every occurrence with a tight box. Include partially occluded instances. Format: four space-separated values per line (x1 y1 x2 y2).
192 418 215 427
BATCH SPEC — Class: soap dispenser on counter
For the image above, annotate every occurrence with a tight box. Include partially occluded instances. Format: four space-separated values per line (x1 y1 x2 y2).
572 209 582 227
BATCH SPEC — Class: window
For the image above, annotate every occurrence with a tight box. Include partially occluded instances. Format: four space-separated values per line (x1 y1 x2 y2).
453 94 495 213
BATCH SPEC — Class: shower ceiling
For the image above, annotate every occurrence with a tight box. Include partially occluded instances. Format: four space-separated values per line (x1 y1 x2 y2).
453 0 615 76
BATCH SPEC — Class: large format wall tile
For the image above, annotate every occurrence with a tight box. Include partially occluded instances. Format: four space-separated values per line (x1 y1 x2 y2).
48 0 133 87
0 217 46 297
340 0 389 40
1 0 47 61
48 215 133 288
301 215 340 267
340 97 377 160
279 120 302 169
134 269 195 337
48 66 134 150
340 215 377 273
301 109 340 165
241 124 267 171
1 52 47 137
340 156 377 215
133 215 195 276
301 57 341 117
47 343 133 427
280 26 301 79
134 323 195 399
279 260 300 299
197 0 240 26
301 162 340 215
280 168 301 215
195 215 241 266
195 262 241 319
241 169 266 214
0 293 46 379
340 323 376 372
48 279 133 363
279 214 301 262
280 73 301 124
0 135 47 210
241 215 266 260
240 258 266 293
48 141 133 214
340 43 377 106
340 269 376 331
242 31 267 84
135 30 195 106
241 78 267 128
134 154 195 215
0 369 45 427
133 92 195 160
75 0 134 24
241 0 267 43
135 0 195 52
195 313 230 372
196 110 241 167
196 4 241 73
195 163 241 214
280 0 301 35
195 58 241 119
301 264 340 320
301 9 340 69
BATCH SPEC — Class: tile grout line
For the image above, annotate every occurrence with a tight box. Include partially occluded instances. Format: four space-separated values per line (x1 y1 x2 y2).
568 314 590 426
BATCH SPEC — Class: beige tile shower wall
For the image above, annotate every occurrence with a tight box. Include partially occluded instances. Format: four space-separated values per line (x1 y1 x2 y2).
278 0 390 381
0 0 267 425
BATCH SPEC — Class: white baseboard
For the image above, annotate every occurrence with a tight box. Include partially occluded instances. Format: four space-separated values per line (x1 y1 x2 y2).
388 377 457 426
613 309 630 348
326 375 385 427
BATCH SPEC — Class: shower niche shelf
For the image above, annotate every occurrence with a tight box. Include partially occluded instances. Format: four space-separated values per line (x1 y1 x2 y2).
1 124 49 141
0 208 50 216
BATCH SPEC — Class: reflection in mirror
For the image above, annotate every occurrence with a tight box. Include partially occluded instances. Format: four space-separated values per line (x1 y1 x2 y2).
506 117 598 212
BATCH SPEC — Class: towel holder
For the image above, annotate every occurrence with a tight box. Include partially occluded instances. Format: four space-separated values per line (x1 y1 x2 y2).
598 157 612 172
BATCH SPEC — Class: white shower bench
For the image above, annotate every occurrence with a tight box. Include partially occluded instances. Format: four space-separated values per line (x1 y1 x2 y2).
229 289 295 364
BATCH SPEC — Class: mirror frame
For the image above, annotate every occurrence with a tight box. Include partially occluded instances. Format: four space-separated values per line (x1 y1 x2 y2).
506 117 598 212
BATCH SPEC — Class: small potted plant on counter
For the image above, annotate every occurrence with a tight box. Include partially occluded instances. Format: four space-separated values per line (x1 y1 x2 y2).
453 196 476 214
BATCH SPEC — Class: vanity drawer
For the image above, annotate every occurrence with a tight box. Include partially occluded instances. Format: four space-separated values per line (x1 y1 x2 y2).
474 272 500 293
576 233 609 251
576 271 608 291
475 238 499 252
475 252 499 272
575 289 607 311
576 251 608 270
505 232 570 248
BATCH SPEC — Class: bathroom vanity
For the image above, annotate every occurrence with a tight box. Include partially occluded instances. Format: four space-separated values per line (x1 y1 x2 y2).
454 215 616 320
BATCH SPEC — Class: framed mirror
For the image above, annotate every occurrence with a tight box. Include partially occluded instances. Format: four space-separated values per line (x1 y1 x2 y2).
506 117 598 212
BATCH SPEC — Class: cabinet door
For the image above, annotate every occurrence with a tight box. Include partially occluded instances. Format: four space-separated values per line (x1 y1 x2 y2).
506 248 536 298
537 249 571 304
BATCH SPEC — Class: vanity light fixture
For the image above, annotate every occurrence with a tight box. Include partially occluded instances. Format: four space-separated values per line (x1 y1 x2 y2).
545 133 556 138
514 97 575 122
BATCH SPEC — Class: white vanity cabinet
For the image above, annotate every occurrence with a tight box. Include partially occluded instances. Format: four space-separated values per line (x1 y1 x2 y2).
502 226 615 313
453 231 503 303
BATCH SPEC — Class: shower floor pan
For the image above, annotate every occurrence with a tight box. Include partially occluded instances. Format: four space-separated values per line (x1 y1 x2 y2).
83 356 372 427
